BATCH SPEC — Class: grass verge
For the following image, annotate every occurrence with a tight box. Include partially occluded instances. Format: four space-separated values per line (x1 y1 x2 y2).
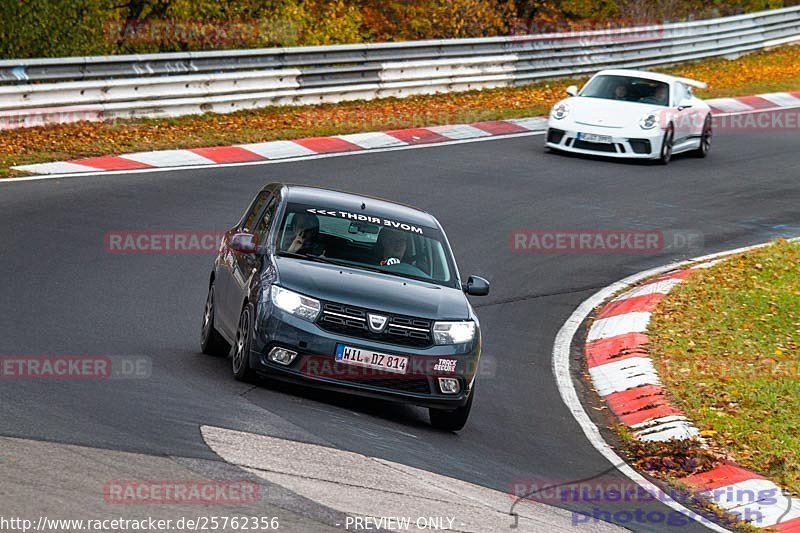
649 239 800 497
2 43 799 177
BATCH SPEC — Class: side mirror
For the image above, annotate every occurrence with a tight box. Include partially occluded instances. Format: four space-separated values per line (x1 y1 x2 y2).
228 231 259 254
677 98 693 110
566 85 578 97
462 275 490 296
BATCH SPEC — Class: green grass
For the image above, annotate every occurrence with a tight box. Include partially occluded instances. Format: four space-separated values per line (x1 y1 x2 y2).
649 240 800 497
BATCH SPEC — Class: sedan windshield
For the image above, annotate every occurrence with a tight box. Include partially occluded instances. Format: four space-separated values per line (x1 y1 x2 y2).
580 75 670 106
276 204 458 288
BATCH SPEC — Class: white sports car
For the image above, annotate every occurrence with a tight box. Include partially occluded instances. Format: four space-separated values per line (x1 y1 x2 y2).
545 69 712 164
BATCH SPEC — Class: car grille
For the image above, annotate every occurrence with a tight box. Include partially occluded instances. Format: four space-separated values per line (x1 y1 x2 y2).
317 301 433 348
341 376 432 394
573 139 618 153
547 128 565 144
628 139 652 154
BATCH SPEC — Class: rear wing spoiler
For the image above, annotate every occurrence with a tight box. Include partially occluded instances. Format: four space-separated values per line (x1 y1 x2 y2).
675 76 708 90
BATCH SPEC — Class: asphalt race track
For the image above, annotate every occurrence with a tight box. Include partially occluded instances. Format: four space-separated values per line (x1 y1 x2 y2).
2 108 799 532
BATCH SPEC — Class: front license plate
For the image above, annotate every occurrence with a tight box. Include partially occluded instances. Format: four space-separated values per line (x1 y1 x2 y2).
335 345 408 374
577 132 612 144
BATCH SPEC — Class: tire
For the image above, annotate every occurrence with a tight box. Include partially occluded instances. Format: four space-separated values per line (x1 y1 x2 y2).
232 303 258 382
429 388 474 432
658 125 674 165
201 282 230 356
693 114 712 158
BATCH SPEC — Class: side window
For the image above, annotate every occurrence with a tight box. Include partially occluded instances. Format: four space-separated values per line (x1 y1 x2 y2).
675 83 690 106
254 199 277 243
241 192 271 232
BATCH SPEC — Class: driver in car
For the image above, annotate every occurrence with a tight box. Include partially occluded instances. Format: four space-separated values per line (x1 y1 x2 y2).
640 85 669 105
612 83 628 100
283 212 324 255
376 228 409 266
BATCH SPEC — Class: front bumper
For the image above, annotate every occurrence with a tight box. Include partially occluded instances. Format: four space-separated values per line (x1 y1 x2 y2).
250 307 479 409
545 122 663 159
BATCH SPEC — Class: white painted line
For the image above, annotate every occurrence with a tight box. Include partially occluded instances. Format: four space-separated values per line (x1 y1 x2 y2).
14 161 100 174
629 414 690 430
237 140 317 159
705 478 780 510
550 241 800 533
121 149 216 167
337 132 407 149
707 98 755 113
614 278 683 300
698 478 800 527
9 96 800 179
586 312 651 342
757 92 800 108
635 420 699 442
588 357 661 396
3 130 546 184
507 117 550 130
693 259 723 269
427 124 493 140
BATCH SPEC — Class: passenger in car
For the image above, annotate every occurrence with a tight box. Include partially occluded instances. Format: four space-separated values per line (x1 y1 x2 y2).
613 83 628 100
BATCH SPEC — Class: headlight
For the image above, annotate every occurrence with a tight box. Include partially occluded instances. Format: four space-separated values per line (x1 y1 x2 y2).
640 113 658 130
551 103 570 120
270 286 320 321
433 321 476 345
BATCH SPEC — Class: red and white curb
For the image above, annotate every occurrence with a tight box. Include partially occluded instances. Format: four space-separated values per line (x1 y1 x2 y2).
706 92 800 114
11 117 547 175
10 91 800 176
584 257 800 531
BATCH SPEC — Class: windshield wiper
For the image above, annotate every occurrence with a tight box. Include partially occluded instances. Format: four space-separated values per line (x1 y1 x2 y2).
276 250 335 264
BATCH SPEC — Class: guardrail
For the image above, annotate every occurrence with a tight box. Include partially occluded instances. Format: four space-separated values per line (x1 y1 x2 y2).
1 6 799 129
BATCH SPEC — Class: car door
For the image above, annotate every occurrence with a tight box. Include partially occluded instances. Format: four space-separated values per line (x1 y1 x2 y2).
673 82 701 144
215 190 271 338
229 195 279 319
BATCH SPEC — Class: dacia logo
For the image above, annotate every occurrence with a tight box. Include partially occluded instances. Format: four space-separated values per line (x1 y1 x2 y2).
367 313 388 333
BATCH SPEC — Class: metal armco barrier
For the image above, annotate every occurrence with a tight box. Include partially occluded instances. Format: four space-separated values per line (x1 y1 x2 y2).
0 6 798 128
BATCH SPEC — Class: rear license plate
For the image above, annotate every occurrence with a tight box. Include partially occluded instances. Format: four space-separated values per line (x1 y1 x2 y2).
577 132 612 144
335 344 408 374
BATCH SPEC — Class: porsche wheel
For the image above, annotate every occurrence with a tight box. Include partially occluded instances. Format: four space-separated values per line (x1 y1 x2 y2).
694 114 712 158
659 125 674 165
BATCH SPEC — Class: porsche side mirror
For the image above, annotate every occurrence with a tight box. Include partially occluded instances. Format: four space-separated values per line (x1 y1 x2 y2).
463 275 490 296
566 85 578 97
228 231 259 254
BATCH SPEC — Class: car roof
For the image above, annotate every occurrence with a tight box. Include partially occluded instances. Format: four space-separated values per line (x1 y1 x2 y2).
276 184 441 229
594 69 706 88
